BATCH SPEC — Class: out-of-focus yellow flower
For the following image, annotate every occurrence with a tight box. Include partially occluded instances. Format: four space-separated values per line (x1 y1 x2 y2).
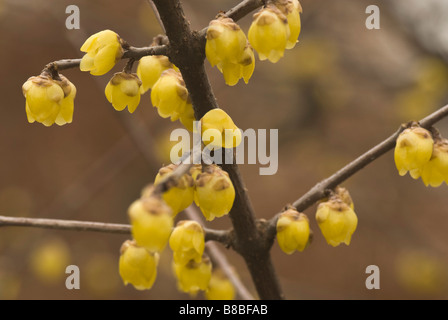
206 269 235 300
30 238 70 283
275 0 302 49
315 197 358 247
119 240 159 290
137 55 175 93
248 5 290 63
105 72 142 113
128 196 173 252
421 139 448 187
173 256 212 295
206 16 255 86
276 208 311 254
394 126 434 179
195 165 235 221
154 164 194 216
22 74 76 127
169 220 205 265
396 250 448 295
80 30 124 76
201 109 242 149
151 69 189 121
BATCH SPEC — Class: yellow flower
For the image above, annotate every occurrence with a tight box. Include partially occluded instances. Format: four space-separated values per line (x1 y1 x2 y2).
128 196 173 252
105 72 142 113
201 109 242 149
394 126 434 179
22 74 76 127
119 240 159 290
275 0 303 49
169 220 205 265
80 30 124 76
179 102 196 132
248 5 290 63
206 16 255 86
151 69 189 121
206 270 235 300
30 238 70 283
276 208 311 254
173 257 212 294
137 55 174 94
420 139 448 187
154 164 194 216
195 165 235 221
316 197 358 247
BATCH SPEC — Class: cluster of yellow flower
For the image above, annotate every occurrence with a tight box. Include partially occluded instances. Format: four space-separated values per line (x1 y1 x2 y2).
276 187 358 253
205 0 302 86
394 124 448 187
119 163 236 298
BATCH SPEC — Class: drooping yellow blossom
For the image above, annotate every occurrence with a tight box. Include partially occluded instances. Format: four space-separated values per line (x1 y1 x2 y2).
394 126 434 179
169 220 205 265
201 109 242 149
151 69 190 121
105 72 142 113
154 164 195 216
22 74 76 127
248 5 290 63
274 0 302 49
119 240 159 290
276 208 311 254
206 16 255 86
80 30 124 76
173 257 212 294
195 165 235 221
420 139 448 187
206 269 235 300
315 197 358 247
128 195 173 252
179 102 196 132
137 55 175 94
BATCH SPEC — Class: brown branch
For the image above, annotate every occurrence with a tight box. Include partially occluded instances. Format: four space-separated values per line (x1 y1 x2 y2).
0 214 229 244
45 45 168 72
151 0 283 300
265 103 448 243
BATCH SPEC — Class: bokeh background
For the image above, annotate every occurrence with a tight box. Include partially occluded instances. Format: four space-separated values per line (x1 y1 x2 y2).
1 0 448 300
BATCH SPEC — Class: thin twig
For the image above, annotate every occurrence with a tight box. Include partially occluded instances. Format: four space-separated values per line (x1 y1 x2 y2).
0 215 229 242
265 103 448 243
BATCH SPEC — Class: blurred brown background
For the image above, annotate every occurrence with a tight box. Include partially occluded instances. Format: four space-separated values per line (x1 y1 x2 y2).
0 0 448 300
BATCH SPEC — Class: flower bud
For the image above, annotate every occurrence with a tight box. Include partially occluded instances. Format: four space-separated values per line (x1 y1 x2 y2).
128 195 173 252
173 256 212 294
274 0 302 49
316 197 358 247
420 139 448 187
169 220 205 265
22 74 76 127
195 165 235 221
80 30 124 76
151 69 189 121
206 16 255 86
119 240 159 290
154 164 195 216
201 109 242 149
105 72 142 113
394 126 434 179
137 55 175 94
206 269 235 300
248 5 290 63
276 208 311 254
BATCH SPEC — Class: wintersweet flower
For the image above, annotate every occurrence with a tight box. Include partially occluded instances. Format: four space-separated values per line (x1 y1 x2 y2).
105 72 142 113
276 208 311 254
80 30 124 76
